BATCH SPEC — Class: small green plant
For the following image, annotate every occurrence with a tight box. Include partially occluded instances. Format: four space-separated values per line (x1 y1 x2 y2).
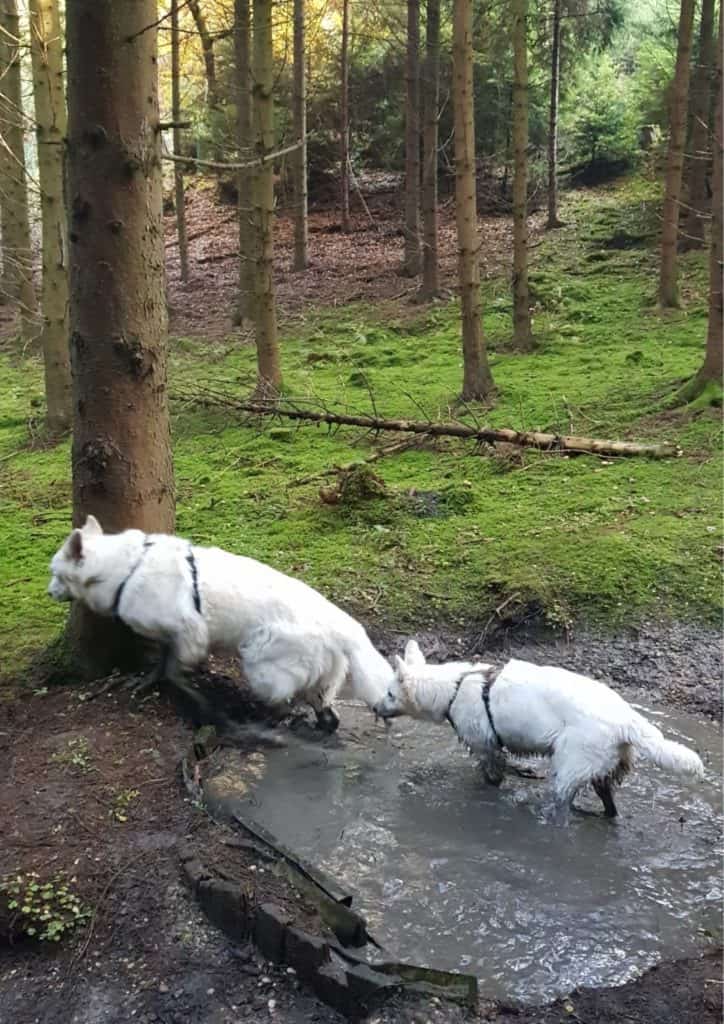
50 736 93 773
0 871 90 941
110 788 140 823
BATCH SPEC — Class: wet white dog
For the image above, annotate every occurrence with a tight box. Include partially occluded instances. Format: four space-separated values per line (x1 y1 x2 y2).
48 515 394 730
374 640 704 820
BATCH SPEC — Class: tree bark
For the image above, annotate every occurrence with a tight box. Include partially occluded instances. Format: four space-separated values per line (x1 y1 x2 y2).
659 0 696 308
251 0 282 393
187 0 223 161
171 0 189 283
546 0 564 229
292 0 309 271
28 0 71 434
234 0 254 324
680 0 716 250
403 0 421 276
65 0 175 677
511 0 533 350
677 7 722 403
419 0 440 300
340 0 351 233
0 0 38 337
452 0 494 401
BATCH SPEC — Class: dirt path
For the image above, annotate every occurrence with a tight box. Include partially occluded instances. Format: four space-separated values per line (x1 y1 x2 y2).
0 621 721 1024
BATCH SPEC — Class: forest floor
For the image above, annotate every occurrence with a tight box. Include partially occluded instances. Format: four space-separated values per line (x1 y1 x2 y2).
0 174 722 1021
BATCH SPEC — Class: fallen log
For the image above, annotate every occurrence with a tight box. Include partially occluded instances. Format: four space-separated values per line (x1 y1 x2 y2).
183 390 680 459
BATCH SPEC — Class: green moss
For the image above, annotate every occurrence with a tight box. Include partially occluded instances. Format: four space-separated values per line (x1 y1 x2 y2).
1 177 721 678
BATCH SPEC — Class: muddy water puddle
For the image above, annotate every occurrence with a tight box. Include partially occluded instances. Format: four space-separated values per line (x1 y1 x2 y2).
226 701 722 1003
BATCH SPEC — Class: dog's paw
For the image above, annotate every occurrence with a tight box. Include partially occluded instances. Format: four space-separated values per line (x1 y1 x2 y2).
316 707 340 734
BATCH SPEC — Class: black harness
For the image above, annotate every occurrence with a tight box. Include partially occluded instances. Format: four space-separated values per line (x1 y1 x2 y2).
111 539 203 622
112 537 154 621
445 667 503 748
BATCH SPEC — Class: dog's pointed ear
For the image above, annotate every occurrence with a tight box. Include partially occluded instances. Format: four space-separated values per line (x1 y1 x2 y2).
64 529 84 562
83 514 103 535
394 654 408 676
404 639 426 667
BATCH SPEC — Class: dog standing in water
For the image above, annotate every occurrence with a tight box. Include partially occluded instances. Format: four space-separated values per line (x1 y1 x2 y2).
374 640 704 821
48 515 394 730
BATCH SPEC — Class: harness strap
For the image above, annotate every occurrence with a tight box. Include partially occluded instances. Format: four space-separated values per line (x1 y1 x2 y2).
186 545 202 614
112 537 154 622
444 677 464 728
445 666 503 748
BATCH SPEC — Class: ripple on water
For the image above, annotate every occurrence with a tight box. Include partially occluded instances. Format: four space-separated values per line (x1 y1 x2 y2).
229 701 722 1003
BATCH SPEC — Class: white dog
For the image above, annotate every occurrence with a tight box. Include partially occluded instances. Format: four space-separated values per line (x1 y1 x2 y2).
48 515 394 730
374 640 704 820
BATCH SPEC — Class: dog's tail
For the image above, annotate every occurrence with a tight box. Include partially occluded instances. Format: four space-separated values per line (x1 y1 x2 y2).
346 636 395 708
627 715 704 777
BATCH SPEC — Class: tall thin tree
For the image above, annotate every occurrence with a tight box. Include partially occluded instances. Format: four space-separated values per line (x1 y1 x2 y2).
292 0 309 270
680 0 716 250
252 0 282 392
187 0 223 160
235 0 254 324
340 0 351 233
0 0 37 337
420 0 440 300
677 6 722 403
171 0 189 283
452 0 495 400
65 0 175 676
511 0 534 349
403 0 421 276
546 0 564 229
29 0 71 434
659 0 696 308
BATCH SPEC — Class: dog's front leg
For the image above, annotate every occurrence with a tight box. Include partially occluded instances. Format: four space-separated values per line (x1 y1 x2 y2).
307 688 340 734
480 748 506 787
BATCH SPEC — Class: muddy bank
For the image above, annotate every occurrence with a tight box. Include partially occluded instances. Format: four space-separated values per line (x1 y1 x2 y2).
369 619 723 721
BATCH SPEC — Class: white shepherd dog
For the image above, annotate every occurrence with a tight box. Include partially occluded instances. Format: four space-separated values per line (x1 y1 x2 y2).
48 515 394 731
374 639 704 820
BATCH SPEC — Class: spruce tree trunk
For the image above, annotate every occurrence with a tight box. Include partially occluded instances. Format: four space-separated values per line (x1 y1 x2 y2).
251 0 282 393
678 8 722 402
680 0 716 250
659 0 696 308
403 0 421 276
292 0 309 271
452 0 494 401
234 0 254 324
511 0 533 350
0 0 37 338
171 0 189 283
420 0 440 300
340 0 351 233
28 0 71 434
65 0 175 677
187 0 223 161
546 0 564 229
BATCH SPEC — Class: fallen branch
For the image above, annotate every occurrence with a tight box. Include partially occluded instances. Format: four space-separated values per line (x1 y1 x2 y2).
182 389 680 459
162 139 303 172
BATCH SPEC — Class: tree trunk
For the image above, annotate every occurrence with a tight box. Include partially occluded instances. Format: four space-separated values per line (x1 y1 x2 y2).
65 0 175 677
403 0 421 276
677 7 722 403
546 0 564 229
28 0 71 434
659 0 696 308
452 0 494 401
251 0 282 393
171 0 189 283
0 0 37 338
680 0 716 251
511 0 533 350
419 0 440 300
187 0 223 161
340 0 351 233
292 0 309 271
234 0 254 325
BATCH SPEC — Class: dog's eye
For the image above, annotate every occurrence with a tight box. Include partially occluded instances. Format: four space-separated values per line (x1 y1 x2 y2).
387 689 395 699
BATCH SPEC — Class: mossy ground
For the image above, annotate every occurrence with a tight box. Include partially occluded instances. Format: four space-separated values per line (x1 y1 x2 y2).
1 178 720 676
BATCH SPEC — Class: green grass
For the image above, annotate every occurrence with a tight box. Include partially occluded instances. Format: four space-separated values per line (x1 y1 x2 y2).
1 177 721 673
